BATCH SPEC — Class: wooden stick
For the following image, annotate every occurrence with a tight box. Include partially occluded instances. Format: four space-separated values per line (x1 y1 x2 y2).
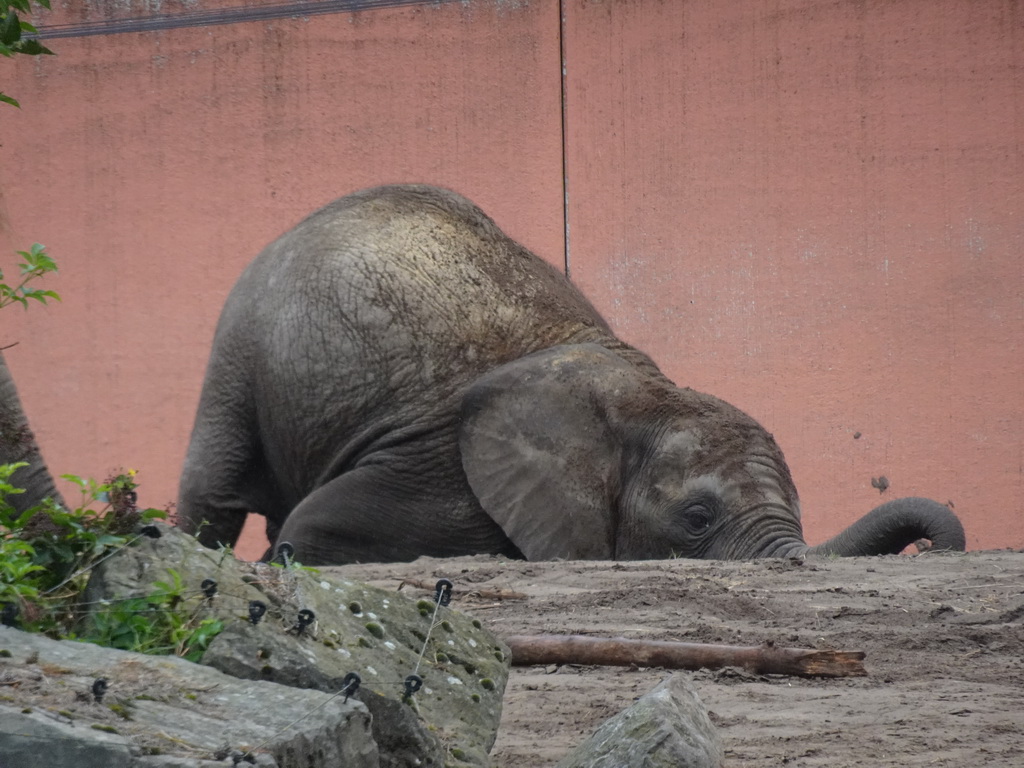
504 635 866 678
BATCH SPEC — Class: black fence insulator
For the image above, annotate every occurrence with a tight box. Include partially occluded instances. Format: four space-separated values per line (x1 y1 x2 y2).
200 579 218 599
92 678 108 703
248 600 267 625
340 671 361 702
0 602 18 627
275 541 294 566
293 608 315 636
435 578 454 607
403 674 423 702
139 524 162 539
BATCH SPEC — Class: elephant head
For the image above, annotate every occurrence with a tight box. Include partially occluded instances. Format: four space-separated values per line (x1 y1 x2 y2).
459 343 965 560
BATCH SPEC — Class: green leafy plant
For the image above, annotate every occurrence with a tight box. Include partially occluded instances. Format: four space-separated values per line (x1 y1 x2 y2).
0 538 43 601
0 465 226 661
1 0 54 108
0 462 56 616
3 467 161 601
81 569 224 662
0 243 60 310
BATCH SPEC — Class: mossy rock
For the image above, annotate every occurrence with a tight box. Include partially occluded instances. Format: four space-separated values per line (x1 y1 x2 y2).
86 523 510 767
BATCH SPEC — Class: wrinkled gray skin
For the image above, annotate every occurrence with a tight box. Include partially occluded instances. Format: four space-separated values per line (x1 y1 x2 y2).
178 185 965 565
0 350 66 513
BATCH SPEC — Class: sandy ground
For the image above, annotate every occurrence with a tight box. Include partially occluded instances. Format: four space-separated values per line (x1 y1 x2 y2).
332 550 1024 767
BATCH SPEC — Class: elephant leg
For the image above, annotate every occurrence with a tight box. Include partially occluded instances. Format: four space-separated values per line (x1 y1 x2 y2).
177 394 283 550
274 464 517 566
177 440 251 549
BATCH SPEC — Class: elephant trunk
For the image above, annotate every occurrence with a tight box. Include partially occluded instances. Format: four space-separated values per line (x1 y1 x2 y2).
775 497 966 558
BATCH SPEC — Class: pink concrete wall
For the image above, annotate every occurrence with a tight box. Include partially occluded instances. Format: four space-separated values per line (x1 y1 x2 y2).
563 0 1023 550
1 0 564 558
1 0 1020 556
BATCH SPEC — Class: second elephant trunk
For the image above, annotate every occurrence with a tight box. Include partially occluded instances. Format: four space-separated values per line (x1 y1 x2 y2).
777 497 966 558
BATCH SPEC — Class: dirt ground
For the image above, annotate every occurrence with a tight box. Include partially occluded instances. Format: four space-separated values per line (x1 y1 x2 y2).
332 550 1024 767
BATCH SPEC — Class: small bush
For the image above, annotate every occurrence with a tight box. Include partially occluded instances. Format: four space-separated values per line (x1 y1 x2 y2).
0 465 222 660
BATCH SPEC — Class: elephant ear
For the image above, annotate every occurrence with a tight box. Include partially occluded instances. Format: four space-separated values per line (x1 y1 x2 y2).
459 343 637 560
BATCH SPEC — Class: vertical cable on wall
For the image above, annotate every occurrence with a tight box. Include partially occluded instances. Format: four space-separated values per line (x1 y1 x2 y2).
559 0 571 278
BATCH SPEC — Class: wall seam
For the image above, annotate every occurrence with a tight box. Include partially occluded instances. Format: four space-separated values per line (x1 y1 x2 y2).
559 0 571 277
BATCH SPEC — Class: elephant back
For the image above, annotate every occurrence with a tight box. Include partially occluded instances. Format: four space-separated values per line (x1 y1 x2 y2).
206 185 624 496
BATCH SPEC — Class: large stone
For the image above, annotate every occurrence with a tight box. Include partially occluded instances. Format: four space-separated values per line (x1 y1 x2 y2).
555 673 724 768
84 523 510 767
0 625 378 768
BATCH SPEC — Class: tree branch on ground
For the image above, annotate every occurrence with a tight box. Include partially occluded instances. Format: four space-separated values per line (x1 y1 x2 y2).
504 634 867 678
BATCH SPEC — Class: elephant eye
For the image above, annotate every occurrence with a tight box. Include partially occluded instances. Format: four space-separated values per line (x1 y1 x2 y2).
678 502 715 535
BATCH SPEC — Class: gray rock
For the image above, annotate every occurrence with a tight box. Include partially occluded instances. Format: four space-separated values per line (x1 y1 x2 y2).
555 673 724 768
84 523 509 767
0 704 132 768
0 625 378 768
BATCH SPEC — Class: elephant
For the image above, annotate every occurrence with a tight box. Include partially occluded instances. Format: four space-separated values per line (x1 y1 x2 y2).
178 184 965 565
0 350 66 514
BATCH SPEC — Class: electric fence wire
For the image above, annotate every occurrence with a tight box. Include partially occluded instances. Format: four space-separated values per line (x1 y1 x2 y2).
41 525 162 596
412 579 452 676
238 577 454 763
21 528 458 762
31 0 450 40
44 587 252 616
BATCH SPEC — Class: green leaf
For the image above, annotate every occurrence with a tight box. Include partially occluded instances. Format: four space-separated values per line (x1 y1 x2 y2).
59 473 90 490
0 92 18 108
11 504 40 529
22 288 60 304
0 462 30 479
0 11 22 46
182 619 224 662
12 39 52 56
93 533 125 549
22 244 56 272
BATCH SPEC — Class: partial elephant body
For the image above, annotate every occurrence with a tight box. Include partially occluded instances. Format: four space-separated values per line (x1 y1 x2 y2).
181 186 628 561
178 185 965 564
0 350 66 514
